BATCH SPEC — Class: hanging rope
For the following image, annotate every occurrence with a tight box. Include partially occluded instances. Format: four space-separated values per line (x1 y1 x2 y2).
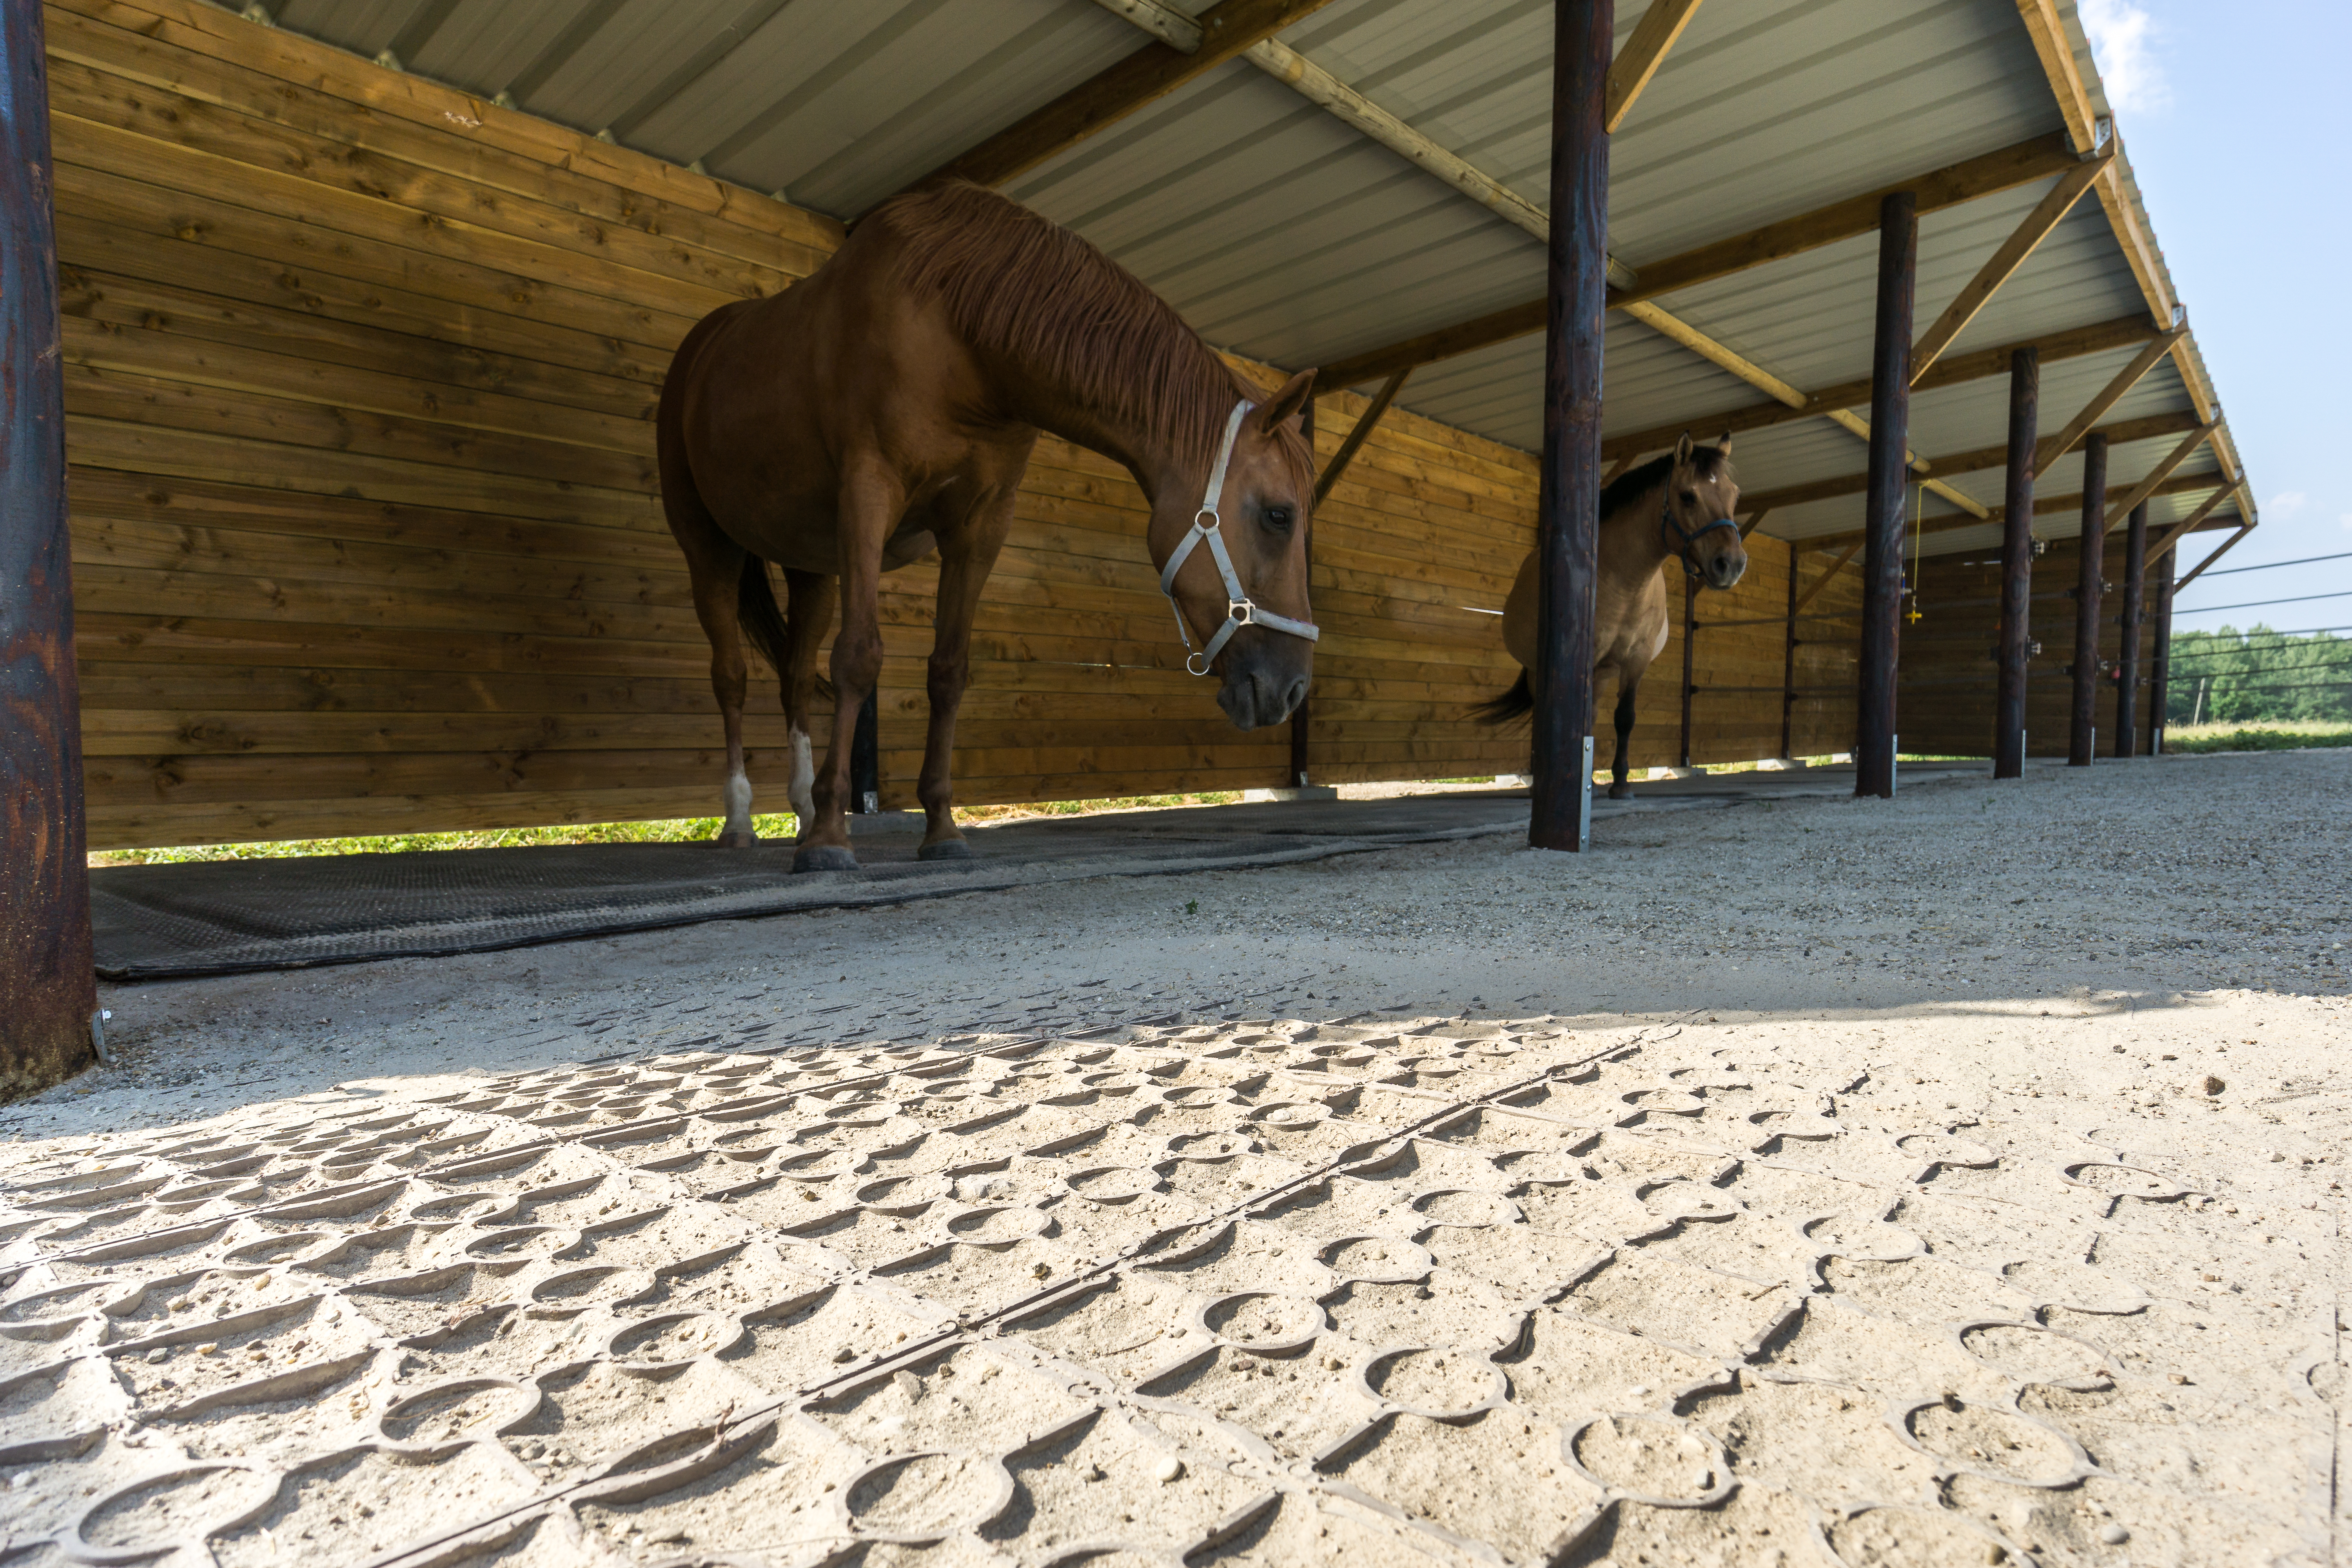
1904 479 1926 625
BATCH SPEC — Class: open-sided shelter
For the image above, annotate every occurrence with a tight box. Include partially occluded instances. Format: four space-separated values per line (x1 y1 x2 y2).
2 0 2251 1084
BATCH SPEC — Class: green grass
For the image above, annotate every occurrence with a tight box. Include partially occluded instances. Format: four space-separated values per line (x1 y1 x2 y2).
87 791 1249 867
2163 720 2352 754
90 813 808 867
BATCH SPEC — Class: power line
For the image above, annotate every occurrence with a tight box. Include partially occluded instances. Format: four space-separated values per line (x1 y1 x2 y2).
2174 589 2352 614
2168 655 2352 675
2195 549 2352 578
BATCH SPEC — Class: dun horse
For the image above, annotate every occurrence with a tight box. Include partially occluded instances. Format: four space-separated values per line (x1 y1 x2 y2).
658 183 1319 870
1474 434 1745 797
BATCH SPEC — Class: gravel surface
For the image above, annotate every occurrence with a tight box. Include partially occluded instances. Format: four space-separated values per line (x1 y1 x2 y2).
2 747 2346 1565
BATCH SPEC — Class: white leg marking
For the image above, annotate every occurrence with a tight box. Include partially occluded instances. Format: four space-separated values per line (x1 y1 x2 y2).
722 768 755 840
787 728 815 826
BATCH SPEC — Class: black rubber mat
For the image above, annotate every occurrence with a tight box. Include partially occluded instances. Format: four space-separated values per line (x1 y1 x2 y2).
89 767 1922 981
90 793 1538 980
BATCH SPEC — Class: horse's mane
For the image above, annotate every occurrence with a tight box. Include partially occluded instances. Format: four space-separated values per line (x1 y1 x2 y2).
1601 445 1735 519
871 182 1310 490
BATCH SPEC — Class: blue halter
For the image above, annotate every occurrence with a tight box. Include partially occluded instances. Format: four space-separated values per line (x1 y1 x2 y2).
1661 497 1740 579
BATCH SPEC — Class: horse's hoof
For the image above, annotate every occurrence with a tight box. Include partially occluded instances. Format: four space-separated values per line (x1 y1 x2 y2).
917 838 972 861
714 829 758 849
791 844 858 873
1607 782 1633 800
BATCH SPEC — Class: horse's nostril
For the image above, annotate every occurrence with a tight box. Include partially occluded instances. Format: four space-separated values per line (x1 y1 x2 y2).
1283 676 1309 714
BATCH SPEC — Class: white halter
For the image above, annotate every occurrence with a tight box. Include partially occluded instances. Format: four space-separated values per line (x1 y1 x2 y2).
1158 399 1321 677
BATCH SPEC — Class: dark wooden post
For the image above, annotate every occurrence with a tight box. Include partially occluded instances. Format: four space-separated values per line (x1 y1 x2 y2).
2112 501 2147 757
1 0 98 1096
1528 0 1612 852
1289 397 1314 787
1678 575 1696 768
2067 432 2108 766
850 690 880 813
2148 558 2174 754
1855 191 1916 799
1993 347 2036 778
1779 548 1797 759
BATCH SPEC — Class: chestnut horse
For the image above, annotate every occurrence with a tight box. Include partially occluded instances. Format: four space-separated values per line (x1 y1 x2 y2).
657 183 1318 870
1474 434 1745 797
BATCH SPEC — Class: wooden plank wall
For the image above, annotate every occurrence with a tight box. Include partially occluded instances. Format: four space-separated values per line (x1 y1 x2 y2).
1893 534 2163 758
53 0 1857 849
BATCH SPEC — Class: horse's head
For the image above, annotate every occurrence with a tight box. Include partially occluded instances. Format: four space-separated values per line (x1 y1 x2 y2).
1664 432 1746 591
1152 368 1319 731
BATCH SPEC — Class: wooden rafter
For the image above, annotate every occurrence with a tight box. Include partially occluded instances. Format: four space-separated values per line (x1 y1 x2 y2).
2141 484 2240 571
2101 423 2216 530
1738 408 2201 516
2031 327 2185 471
1315 132 2079 389
1792 541 1864 614
909 0 1339 192
1598 314 2162 465
2172 522 2253 591
1314 368 1409 505
1604 0 1704 132
1908 148 2111 381
1800 469 2216 552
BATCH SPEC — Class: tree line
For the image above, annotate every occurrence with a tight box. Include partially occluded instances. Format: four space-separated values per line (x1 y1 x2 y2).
2165 626 2352 725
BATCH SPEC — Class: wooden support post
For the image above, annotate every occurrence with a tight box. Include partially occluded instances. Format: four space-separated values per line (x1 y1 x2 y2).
2068 432 2108 766
1679 575 1697 768
1529 0 1612 852
1779 550 1798 760
2113 501 2147 757
1290 396 1315 786
0 0 97 1096
2149 561 2174 755
1994 347 2037 778
851 690 880 813
1856 191 1916 799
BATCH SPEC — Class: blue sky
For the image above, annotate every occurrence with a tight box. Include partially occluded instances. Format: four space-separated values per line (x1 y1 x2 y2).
2088 0 2352 634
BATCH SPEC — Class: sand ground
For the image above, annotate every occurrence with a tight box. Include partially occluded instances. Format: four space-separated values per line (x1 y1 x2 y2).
2 749 2346 1566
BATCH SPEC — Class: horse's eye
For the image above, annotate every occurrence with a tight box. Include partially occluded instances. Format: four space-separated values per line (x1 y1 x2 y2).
1262 506 1294 534
1681 489 1699 504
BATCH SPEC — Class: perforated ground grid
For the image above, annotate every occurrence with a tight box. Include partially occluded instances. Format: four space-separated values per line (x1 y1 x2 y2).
0 1018 2328 1567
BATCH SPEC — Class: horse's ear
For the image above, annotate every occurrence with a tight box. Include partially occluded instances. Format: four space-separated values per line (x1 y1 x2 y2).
1256 369 1316 435
1715 430 1733 459
1674 432 1695 466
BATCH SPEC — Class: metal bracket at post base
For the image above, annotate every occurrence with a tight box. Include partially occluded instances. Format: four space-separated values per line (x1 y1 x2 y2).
1577 735 1593 851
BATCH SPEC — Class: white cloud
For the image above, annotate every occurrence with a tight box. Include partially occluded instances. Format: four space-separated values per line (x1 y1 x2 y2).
2269 491 2309 517
2080 0 2171 115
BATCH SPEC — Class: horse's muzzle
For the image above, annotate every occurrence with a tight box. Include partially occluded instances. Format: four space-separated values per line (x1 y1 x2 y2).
1218 666 1310 730
1706 551 1748 590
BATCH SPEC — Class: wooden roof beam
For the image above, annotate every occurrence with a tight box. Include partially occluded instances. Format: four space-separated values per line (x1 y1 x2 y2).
2173 521 2254 592
1800 469 2216 552
1909 147 2111 381
1316 131 2080 389
2101 422 2217 530
911 0 1342 192
1605 0 1706 132
2033 325 2185 470
1739 407 2203 515
2143 484 2242 572
1598 313 2162 464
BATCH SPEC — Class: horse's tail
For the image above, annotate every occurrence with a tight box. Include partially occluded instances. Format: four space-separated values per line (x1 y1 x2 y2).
736 557 837 702
1469 669 1534 726
737 555 791 677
